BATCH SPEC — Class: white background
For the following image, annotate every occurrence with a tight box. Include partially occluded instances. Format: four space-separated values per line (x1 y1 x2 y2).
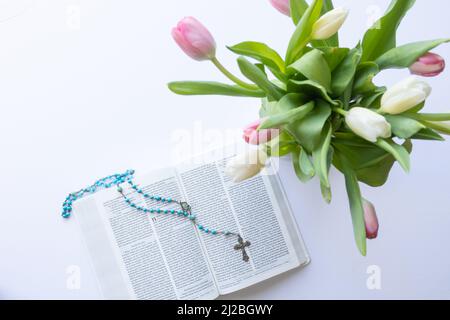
0 0 449 299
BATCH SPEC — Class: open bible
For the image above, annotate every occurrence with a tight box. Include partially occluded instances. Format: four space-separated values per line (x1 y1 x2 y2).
75 148 310 299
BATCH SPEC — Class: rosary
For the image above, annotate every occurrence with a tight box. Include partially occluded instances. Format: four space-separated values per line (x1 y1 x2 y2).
62 170 251 262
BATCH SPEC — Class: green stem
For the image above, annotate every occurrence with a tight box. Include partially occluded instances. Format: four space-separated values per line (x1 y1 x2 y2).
421 121 450 135
333 107 348 117
211 57 258 90
405 113 450 122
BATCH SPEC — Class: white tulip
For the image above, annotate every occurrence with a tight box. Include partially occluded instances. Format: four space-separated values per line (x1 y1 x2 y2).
345 107 392 143
311 7 349 40
380 76 432 115
224 149 268 183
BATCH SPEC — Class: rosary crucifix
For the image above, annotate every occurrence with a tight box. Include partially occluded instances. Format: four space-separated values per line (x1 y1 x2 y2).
234 235 251 262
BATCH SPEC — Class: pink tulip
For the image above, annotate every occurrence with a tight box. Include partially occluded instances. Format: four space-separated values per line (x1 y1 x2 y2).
409 52 445 77
243 119 280 145
172 17 216 61
363 199 379 240
269 0 291 17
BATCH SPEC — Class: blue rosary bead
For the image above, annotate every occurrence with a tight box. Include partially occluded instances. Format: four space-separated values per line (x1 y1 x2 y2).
62 212 71 218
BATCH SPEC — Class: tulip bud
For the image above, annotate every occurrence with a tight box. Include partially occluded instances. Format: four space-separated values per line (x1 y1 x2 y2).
224 149 268 183
409 52 446 77
363 199 379 240
172 17 216 61
380 76 432 115
345 107 392 143
243 119 280 145
269 0 291 17
311 7 348 40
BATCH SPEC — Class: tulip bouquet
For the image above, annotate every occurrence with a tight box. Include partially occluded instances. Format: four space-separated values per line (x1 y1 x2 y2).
168 0 449 255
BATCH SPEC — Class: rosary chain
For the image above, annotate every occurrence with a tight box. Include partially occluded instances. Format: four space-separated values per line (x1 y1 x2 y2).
61 170 237 237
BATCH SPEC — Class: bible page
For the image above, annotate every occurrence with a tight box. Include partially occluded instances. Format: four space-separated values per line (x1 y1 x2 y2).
176 147 309 295
75 168 218 300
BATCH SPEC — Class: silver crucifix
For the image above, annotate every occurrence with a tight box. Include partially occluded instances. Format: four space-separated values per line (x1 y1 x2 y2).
234 235 251 262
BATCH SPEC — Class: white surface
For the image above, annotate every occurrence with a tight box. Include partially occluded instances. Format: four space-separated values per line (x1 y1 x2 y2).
0 0 449 300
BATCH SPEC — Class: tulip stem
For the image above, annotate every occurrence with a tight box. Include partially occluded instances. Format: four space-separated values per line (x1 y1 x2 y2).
333 107 348 116
211 57 259 90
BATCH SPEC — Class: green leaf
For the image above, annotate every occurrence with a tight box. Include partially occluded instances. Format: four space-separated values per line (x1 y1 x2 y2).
228 41 286 74
376 39 450 70
358 140 412 186
311 0 339 48
385 115 425 139
333 137 389 168
320 181 332 204
300 148 316 179
340 78 354 110
407 102 426 113
260 93 308 118
287 80 338 106
255 63 267 76
260 100 314 129
237 57 285 100
358 88 386 108
421 121 450 135
286 100 332 153
375 139 411 172
321 0 335 15
268 143 296 157
331 46 362 96
167 81 265 97
313 124 333 203
353 62 379 95
411 128 445 141
313 123 332 187
276 93 309 112
289 0 309 25
317 47 350 71
338 154 367 256
333 136 412 187
259 98 278 117
285 0 323 65
265 131 297 157
287 49 332 91
361 0 416 62
292 147 316 182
